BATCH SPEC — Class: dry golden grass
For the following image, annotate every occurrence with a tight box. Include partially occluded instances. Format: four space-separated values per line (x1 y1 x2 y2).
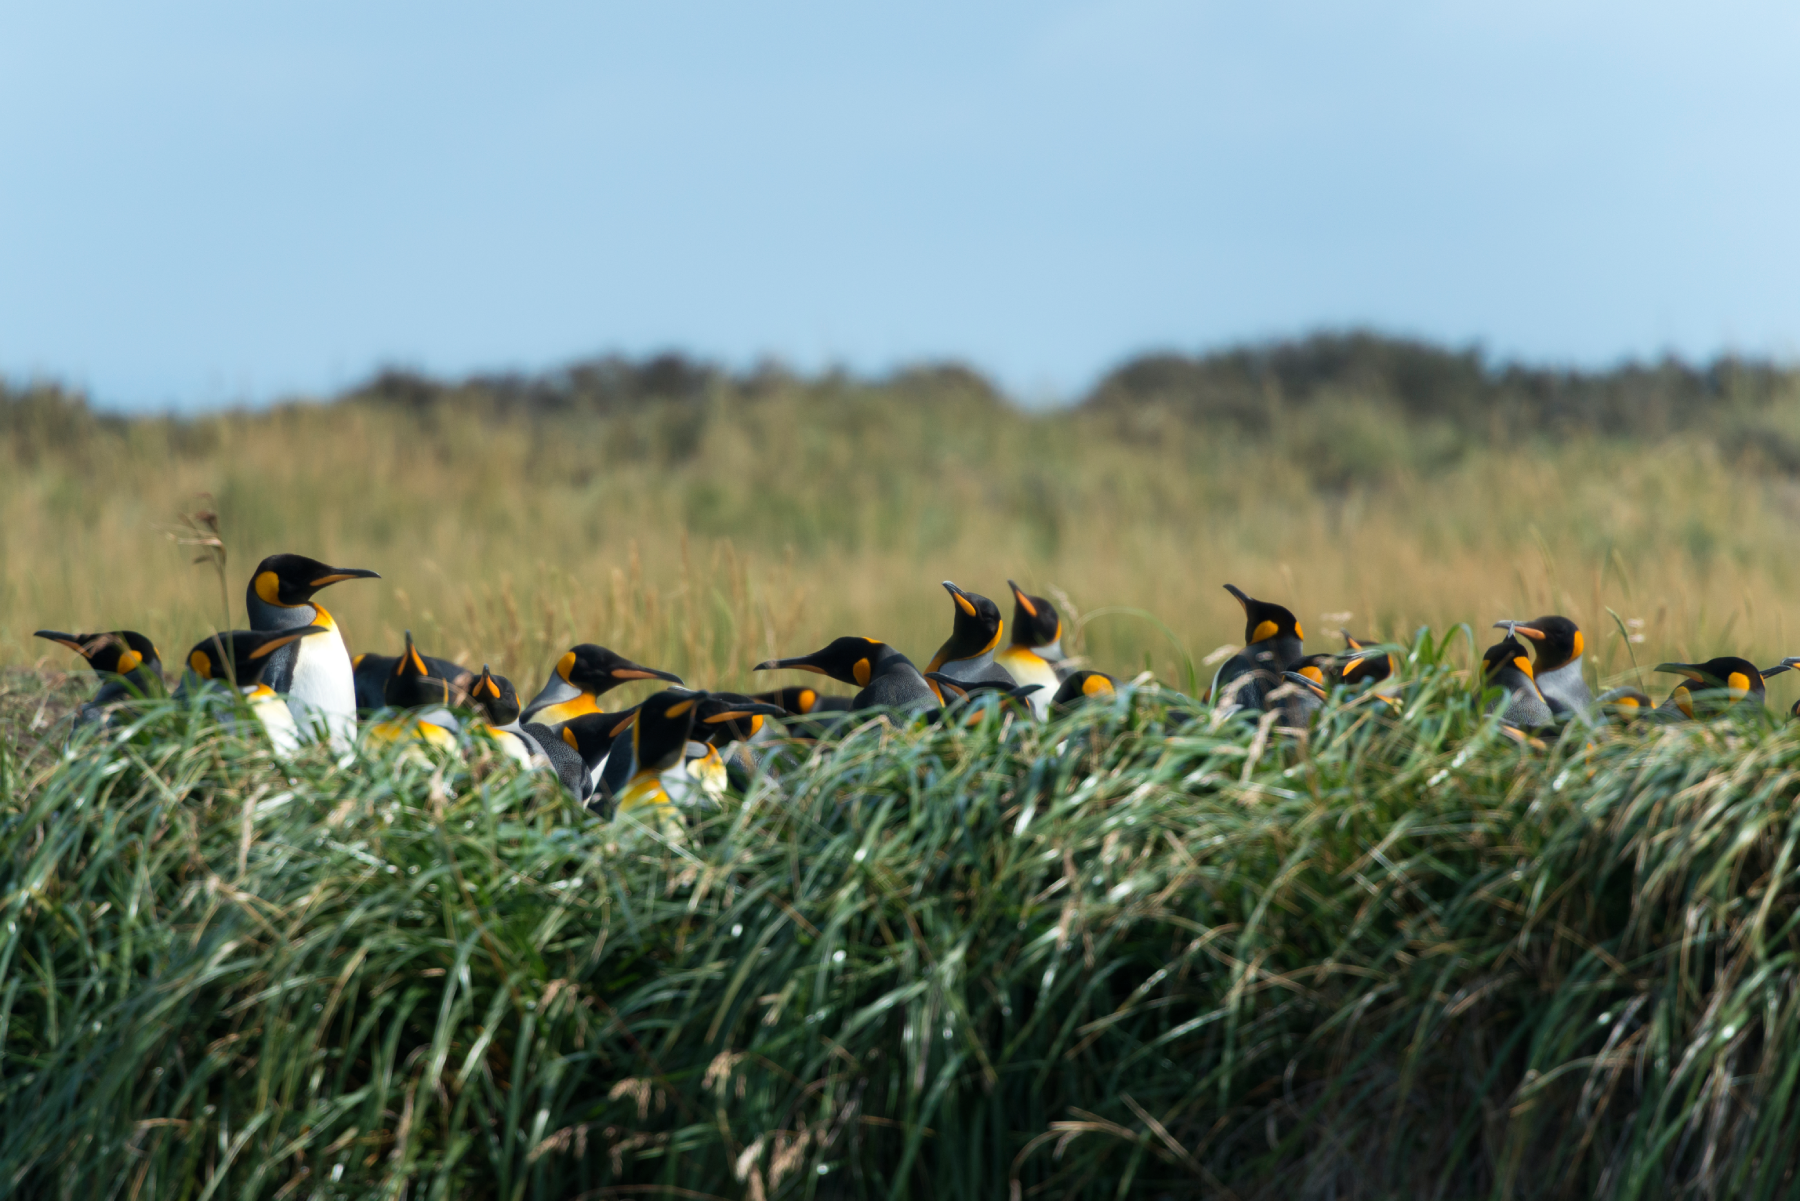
7 376 1800 708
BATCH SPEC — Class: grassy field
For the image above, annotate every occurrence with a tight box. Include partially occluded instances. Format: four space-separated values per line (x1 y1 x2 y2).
6 336 1800 708
8 638 1800 1198
10 336 1800 1196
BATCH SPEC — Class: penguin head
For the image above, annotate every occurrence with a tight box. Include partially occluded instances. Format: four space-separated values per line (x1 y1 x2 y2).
1655 657 1766 717
1600 688 1653 724
1224 585 1304 650
559 708 641 771
755 636 905 689
1497 616 1583 673
751 685 831 715
928 581 1004 671
35 629 162 682
552 644 684 695
1481 636 1538 686
185 627 326 689
630 689 703 774
1050 669 1117 711
467 665 520 725
692 693 789 745
1006 581 1063 654
247 554 380 609
1337 634 1397 688
384 631 454 709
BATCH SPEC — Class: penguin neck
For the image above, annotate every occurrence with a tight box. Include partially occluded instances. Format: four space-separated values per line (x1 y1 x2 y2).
522 675 585 722
1251 634 1305 671
249 594 321 632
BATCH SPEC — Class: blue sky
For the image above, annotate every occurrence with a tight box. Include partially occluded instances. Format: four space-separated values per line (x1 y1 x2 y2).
3 1 1797 409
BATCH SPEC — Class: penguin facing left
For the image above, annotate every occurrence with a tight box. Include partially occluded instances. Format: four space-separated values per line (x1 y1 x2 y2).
181 626 330 757
245 554 381 755
1653 658 1766 720
519 645 683 727
926 582 1016 689
34 629 165 725
994 581 1065 718
755 636 938 713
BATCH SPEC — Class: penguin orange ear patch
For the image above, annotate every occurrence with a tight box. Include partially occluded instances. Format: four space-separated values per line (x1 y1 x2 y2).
1250 620 1280 643
1295 622 1305 641
1082 674 1114 697
116 650 143 674
1728 671 1751 695
798 688 817 712
556 651 577 681
254 571 283 605
1571 630 1585 658
853 658 872 687
189 650 211 678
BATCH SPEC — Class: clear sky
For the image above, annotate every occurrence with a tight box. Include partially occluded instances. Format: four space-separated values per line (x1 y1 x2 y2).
3 1 1797 410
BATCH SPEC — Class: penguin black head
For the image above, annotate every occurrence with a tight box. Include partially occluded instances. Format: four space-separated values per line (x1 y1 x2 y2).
247 554 380 610
559 707 641 771
1338 633 1397 688
630 689 703 775
35 629 162 682
1655 657 1766 717
927 582 1005 672
1224 585 1303 649
385 631 455 709
1006 581 1062 652
1050 669 1117 712
692 693 790 745
467 664 521 725
1482 636 1537 685
755 636 908 689
751 685 834 715
552 644 684 694
186 627 326 689
1497 616 1583 673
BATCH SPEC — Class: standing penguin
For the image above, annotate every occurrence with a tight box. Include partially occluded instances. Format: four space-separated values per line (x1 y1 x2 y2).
1210 584 1306 716
1496 616 1593 721
926 582 1016 689
994 581 1066 719
34 629 165 726
245 554 381 755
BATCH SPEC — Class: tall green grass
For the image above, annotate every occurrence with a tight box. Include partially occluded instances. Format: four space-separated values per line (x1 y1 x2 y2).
8 631 1800 1197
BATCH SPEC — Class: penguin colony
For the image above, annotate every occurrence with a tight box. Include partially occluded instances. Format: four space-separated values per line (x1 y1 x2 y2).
35 555 1800 822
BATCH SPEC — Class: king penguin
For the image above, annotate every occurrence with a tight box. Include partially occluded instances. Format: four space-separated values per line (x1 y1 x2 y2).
465 664 550 772
994 581 1065 719
181 626 330 757
34 629 165 726
1496 616 1593 722
245 553 381 756
1050 669 1117 715
1211 584 1306 716
364 631 461 755
519 644 683 727
926 582 1016 691
755 636 938 713
1653 657 1766 720
1481 635 1554 731
606 689 705 824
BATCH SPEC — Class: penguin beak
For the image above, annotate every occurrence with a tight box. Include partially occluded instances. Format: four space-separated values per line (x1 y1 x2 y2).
1281 670 1328 700
754 653 830 676
924 672 973 700
1224 583 1252 612
308 567 382 587
34 630 92 657
1761 657 1800 678
702 703 788 723
1654 663 1707 683
610 664 684 684
1499 622 1546 641
1008 580 1038 618
942 581 978 618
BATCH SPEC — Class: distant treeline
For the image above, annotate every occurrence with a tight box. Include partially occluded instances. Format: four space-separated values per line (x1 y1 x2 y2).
7 330 1800 447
